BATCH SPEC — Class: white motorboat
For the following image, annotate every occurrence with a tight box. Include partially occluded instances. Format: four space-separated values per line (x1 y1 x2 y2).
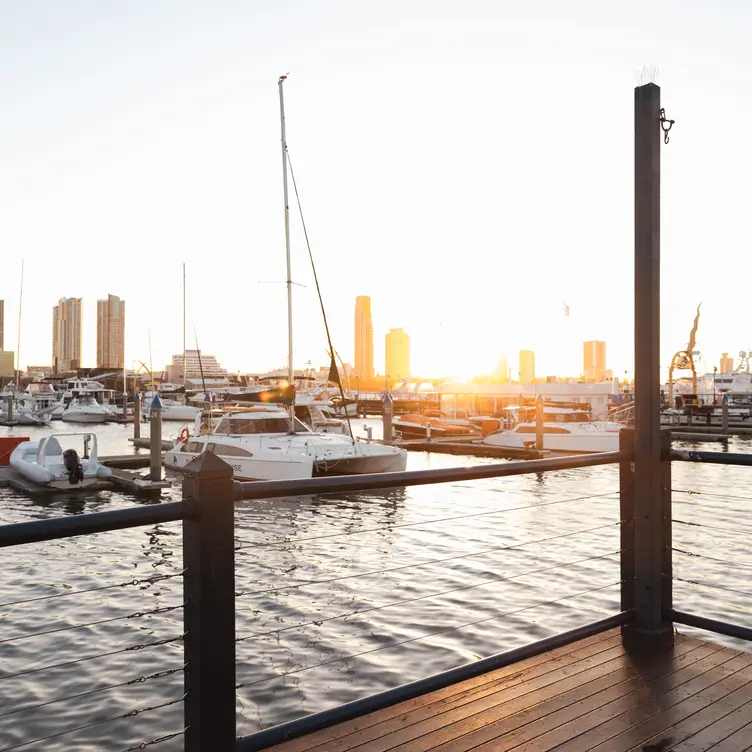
141 392 202 422
10 433 112 489
53 378 116 420
62 395 110 424
165 406 407 480
484 406 622 453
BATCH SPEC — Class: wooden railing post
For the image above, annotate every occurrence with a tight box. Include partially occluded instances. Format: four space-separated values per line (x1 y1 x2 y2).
627 81 673 648
619 428 635 616
182 451 236 751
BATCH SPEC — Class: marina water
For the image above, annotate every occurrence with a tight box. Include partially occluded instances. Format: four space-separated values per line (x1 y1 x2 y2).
0 422 750 749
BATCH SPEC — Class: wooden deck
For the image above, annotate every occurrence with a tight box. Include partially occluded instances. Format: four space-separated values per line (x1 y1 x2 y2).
268 629 752 751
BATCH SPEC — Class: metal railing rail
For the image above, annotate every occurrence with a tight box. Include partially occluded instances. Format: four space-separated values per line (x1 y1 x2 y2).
233 451 622 500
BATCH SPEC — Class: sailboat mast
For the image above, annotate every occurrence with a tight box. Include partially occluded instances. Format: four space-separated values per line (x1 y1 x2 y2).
278 75 295 426
182 262 186 387
15 259 24 388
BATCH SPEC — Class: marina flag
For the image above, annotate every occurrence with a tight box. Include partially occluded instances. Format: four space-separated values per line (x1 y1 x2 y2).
327 352 342 389
564 303 570 317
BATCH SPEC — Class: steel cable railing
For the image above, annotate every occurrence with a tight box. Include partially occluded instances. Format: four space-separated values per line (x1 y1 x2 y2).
235 580 623 691
0 558 187 752
234 490 619 552
233 522 620 599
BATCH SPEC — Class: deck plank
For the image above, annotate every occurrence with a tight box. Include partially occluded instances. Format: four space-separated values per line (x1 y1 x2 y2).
269 629 624 752
321 641 637 752
669 699 752 751
262 631 752 752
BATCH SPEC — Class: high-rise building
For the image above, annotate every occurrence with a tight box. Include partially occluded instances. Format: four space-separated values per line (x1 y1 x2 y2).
385 328 410 382
583 340 607 381
52 297 82 372
0 299 4 350
354 296 374 380
165 350 229 384
494 354 509 383
519 350 535 383
720 352 735 374
96 294 125 368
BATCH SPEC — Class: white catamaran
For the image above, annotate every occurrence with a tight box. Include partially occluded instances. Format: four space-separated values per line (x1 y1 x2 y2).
165 76 407 480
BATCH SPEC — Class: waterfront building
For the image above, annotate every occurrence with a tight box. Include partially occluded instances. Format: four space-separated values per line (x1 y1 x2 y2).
519 350 535 384
720 352 735 374
52 297 82 372
583 340 607 382
96 294 125 368
354 296 374 380
385 328 410 382
0 351 13 379
165 350 228 384
0 299 4 350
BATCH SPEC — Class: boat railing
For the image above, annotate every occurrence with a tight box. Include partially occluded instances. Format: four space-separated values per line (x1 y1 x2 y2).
1 430 751 750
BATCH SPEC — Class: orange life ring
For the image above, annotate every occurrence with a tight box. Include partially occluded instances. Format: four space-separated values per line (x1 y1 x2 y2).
179 427 190 443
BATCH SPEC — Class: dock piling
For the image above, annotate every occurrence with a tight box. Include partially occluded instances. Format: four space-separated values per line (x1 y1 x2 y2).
182 451 236 752
382 393 393 444
535 396 544 451
722 393 729 433
149 394 162 481
133 393 141 440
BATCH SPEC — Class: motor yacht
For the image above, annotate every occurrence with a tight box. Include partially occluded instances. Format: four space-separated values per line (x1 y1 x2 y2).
164 405 407 481
62 395 111 424
484 406 622 453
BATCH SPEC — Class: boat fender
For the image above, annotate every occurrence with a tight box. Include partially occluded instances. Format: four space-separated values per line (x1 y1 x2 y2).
63 448 85 485
179 427 190 443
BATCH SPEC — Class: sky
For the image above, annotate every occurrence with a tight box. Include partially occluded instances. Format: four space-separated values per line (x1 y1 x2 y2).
2 0 751 381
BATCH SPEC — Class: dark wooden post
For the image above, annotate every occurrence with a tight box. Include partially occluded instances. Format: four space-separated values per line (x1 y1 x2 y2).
535 396 544 451
182 451 236 751
661 429 673 621
619 428 635 616
628 82 673 647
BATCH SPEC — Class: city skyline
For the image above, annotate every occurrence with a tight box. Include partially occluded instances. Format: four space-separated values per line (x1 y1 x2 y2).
4 4 752 379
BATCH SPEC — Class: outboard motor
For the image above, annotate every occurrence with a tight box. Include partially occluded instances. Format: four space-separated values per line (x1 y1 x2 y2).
63 448 85 485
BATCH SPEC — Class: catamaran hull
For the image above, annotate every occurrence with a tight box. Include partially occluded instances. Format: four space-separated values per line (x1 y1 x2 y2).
165 447 314 481
314 450 408 475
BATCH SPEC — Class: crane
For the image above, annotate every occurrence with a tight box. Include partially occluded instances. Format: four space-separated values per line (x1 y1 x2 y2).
668 303 701 406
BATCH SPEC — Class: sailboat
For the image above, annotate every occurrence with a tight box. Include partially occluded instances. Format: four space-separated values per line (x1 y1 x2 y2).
165 76 407 480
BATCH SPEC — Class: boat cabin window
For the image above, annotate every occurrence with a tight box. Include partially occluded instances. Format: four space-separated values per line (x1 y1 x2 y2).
214 416 311 435
208 444 254 458
76 395 97 406
183 441 205 453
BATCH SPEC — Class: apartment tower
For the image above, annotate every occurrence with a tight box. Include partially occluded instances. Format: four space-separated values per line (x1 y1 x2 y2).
96 294 126 368
52 297 83 372
354 296 374 380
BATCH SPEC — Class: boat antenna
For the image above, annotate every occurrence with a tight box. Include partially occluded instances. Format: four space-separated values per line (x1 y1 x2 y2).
15 259 24 389
278 74 296 432
286 147 354 439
